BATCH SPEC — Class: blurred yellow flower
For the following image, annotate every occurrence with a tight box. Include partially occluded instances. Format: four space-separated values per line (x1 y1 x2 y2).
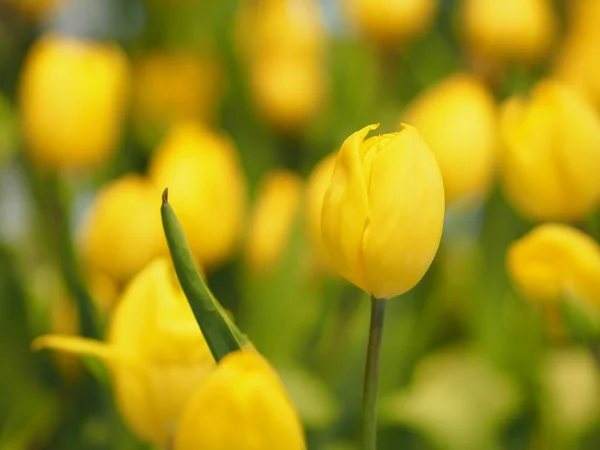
80 174 164 283
458 0 557 65
34 258 216 448
344 0 437 47
132 52 222 142
149 121 247 268
403 73 497 204
19 34 129 170
174 350 306 450
305 152 336 273
321 124 445 299
499 80 600 221
244 170 303 273
507 224 600 307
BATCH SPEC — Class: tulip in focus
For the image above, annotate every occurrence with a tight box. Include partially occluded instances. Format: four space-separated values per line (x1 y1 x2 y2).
174 350 306 450
499 80 600 221
321 124 445 299
305 152 336 273
19 34 129 170
458 0 557 65
80 174 164 283
403 73 497 204
344 0 437 47
34 258 216 448
244 170 303 273
149 121 246 268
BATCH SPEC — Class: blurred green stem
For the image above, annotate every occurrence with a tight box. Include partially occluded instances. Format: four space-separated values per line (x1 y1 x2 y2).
361 296 386 450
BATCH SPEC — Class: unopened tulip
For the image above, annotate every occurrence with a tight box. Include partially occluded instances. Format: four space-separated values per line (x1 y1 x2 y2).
19 34 129 170
244 170 303 273
403 73 497 204
80 174 164 283
499 80 600 221
458 0 557 65
34 258 216 447
305 152 336 272
149 121 246 268
174 350 305 450
321 124 445 299
344 0 437 47
507 224 600 308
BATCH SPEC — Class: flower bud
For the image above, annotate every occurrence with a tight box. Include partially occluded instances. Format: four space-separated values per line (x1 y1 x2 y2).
305 152 336 273
244 170 303 273
507 224 600 307
19 34 129 170
149 122 247 268
34 258 216 447
321 124 445 299
174 351 305 450
403 73 497 204
80 174 164 283
499 80 600 221
458 0 557 65
344 0 437 47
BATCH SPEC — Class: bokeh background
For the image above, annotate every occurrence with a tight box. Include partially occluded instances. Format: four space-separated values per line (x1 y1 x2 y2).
1 0 600 449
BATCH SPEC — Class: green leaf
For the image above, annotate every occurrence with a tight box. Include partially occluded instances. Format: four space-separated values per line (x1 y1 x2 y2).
560 294 600 342
160 188 248 362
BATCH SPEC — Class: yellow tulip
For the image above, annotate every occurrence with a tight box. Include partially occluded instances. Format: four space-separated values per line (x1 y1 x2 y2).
321 124 445 299
80 174 164 283
403 73 497 204
132 52 222 140
507 223 600 308
499 80 600 221
174 350 306 450
34 258 216 448
19 34 129 170
305 152 336 273
244 170 303 273
458 0 557 65
149 121 246 268
344 0 437 47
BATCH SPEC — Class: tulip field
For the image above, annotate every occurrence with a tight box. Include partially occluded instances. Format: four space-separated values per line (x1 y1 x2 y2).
2 0 600 449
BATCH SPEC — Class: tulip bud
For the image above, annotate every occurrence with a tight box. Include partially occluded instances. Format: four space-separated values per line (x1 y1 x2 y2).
305 152 336 273
321 124 445 299
507 224 600 308
499 80 600 221
244 170 303 273
403 73 497 204
19 34 129 170
149 121 247 268
174 351 306 450
80 174 164 283
132 52 222 144
458 0 557 65
344 0 437 47
34 258 216 447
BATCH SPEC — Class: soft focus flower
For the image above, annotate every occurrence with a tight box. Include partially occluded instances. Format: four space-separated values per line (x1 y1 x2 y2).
149 121 246 268
34 258 216 448
507 224 600 307
80 174 164 283
403 73 497 204
553 0 600 110
321 124 445 299
174 350 306 450
458 0 557 65
499 80 600 221
305 152 336 273
344 0 437 47
19 34 129 170
244 170 303 273
132 52 222 143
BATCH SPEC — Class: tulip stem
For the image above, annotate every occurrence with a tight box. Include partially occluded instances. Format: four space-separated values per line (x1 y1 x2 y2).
361 295 386 450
